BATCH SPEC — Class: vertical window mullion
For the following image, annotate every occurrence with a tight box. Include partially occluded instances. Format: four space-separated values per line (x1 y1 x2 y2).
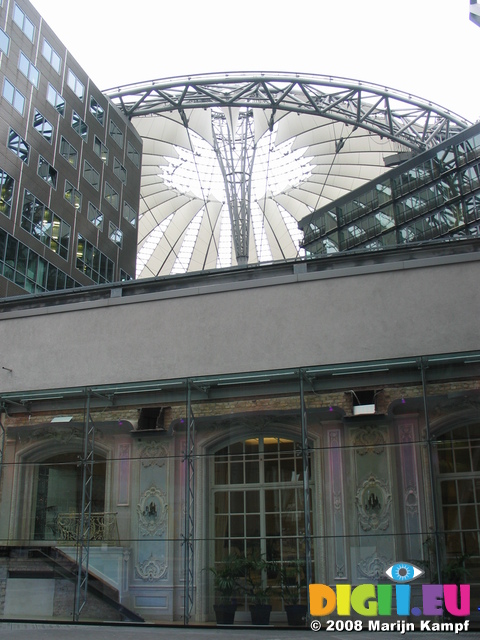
258 438 267 559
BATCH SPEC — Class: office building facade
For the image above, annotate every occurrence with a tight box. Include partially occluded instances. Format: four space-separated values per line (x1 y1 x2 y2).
299 122 480 257
0 0 142 298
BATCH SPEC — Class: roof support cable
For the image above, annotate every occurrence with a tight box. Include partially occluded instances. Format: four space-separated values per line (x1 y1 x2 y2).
185 125 220 270
259 126 288 261
302 124 357 249
136 193 177 278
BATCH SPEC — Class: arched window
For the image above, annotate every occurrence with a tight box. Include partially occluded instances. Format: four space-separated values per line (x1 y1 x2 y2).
211 436 313 610
436 423 480 564
34 452 106 541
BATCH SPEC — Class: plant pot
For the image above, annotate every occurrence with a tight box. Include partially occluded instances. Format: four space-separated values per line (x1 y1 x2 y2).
214 603 237 624
285 603 307 626
249 603 272 625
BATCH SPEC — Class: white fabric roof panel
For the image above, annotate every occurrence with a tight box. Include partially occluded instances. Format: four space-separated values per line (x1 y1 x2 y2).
116 75 468 278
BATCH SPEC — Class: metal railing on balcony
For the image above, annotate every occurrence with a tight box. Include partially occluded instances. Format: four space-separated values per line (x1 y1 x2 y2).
56 512 119 544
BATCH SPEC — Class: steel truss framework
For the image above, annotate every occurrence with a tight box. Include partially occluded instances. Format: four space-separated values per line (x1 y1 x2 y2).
183 383 196 624
74 393 96 621
0 419 4 487
106 74 470 278
106 73 468 151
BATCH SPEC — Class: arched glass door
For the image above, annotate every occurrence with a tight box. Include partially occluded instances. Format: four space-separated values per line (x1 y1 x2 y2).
212 436 312 610
436 423 480 579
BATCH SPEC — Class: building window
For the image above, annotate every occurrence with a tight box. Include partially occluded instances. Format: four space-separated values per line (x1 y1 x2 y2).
109 120 123 148
18 51 39 87
211 436 313 612
0 229 78 293
47 83 65 116
437 423 480 564
64 180 81 210
33 110 53 143
72 112 88 141
59 136 78 168
87 202 103 230
0 168 14 218
0 28 10 55
108 221 123 247
113 158 127 185
37 156 57 188
94 136 108 164
21 190 70 259
120 269 132 281
104 182 119 209
123 201 137 227
76 234 114 283
90 96 104 125
67 68 84 101
7 128 29 163
83 160 99 190
127 141 140 168
42 39 61 73
3 79 25 115
13 4 35 42
33 453 107 541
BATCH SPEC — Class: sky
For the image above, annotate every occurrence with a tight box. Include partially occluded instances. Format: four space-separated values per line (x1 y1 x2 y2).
30 0 479 123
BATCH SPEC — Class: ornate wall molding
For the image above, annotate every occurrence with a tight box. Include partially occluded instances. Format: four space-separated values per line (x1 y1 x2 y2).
137 486 168 537
140 441 168 468
395 416 423 561
135 553 168 582
333 491 342 511
24 425 83 444
355 474 391 531
328 429 348 580
352 426 385 455
117 443 131 506
17 425 105 447
357 551 391 580
400 423 413 443
405 487 419 515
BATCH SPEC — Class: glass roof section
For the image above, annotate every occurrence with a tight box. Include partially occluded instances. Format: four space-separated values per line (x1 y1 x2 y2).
105 73 470 278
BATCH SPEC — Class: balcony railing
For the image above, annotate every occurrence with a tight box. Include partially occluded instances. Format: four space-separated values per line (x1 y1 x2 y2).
56 512 119 544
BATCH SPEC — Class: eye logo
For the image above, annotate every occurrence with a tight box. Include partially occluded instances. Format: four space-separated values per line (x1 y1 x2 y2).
385 562 424 583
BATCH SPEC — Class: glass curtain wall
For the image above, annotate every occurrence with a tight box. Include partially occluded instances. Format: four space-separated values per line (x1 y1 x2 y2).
190 371 307 625
0 354 479 625
425 355 480 607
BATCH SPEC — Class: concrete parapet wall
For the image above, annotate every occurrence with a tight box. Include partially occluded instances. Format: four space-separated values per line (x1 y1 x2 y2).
0 252 479 392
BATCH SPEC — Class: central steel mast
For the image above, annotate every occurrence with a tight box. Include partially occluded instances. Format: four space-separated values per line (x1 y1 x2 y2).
212 108 257 265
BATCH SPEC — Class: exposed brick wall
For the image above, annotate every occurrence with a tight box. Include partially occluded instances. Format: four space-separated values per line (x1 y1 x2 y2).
3 378 479 432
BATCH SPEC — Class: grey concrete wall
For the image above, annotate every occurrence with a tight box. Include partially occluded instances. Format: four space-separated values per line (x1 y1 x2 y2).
0 252 478 392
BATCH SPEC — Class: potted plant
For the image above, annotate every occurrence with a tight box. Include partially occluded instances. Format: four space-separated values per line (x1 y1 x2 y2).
278 561 308 626
414 538 470 622
241 554 274 625
441 554 471 623
210 554 244 624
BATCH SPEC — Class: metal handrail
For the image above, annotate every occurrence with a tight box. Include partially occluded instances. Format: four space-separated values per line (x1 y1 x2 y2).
56 511 119 544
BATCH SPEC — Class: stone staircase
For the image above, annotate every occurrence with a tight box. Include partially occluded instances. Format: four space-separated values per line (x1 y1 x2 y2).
0 546 143 622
